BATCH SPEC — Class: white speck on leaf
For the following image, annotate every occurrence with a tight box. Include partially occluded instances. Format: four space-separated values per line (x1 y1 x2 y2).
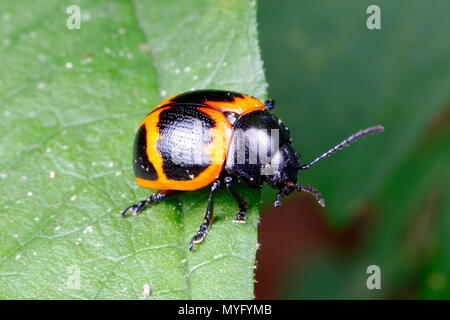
138 43 151 52
83 226 93 234
81 57 93 65
142 284 151 298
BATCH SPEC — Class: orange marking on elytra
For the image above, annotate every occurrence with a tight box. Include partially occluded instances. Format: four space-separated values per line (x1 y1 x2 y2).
202 95 264 115
135 106 233 191
150 92 265 116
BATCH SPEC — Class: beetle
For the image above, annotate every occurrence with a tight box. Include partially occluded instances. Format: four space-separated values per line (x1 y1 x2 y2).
121 89 384 250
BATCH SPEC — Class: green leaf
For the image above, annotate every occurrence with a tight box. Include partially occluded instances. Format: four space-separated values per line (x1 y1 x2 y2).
0 0 266 299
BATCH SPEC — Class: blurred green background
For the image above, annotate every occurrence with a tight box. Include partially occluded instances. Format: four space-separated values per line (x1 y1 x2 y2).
255 0 449 299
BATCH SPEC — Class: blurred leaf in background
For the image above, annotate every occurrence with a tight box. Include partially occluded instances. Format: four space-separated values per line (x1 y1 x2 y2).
0 0 266 299
257 0 449 299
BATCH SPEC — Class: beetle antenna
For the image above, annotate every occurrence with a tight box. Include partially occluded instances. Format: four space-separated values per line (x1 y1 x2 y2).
286 182 325 207
299 125 384 170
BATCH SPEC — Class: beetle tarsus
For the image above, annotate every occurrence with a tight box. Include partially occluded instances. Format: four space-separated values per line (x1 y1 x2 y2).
273 191 285 208
120 190 181 217
120 201 145 216
189 223 210 251
233 211 247 223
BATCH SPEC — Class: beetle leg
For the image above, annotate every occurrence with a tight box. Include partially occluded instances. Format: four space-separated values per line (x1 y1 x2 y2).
264 99 275 110
273 192 284 208
189 179 221 251
224 176 248 223
121 190 181 217
273 184 294 208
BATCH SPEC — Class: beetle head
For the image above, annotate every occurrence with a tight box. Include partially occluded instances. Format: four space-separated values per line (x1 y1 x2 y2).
263 144 326 208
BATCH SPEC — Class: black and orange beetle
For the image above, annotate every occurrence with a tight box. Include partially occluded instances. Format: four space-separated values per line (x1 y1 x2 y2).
121 89 384 250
